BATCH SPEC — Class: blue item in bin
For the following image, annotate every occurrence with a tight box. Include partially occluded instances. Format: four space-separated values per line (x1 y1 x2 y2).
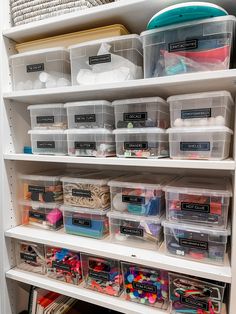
147 2 228 29
24 146 32 154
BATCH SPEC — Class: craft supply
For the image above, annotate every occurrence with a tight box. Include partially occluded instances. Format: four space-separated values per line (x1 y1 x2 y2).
162 220 229 265
20 172 63 203
63 205 109 239
66 129 116 157
108 173 174 217
28 104 67 130
69 35 143 86
114 128 169 158
141 15 235 78
169 273 226 314
81 254 123 296
167 126 233 160
164 176 232 229
122 262 169 309
46 246 82 285
61 172 112 210
113 97 169 129
21 201 63 230
16 240 45 274
108 212 163 250
65 100 114 130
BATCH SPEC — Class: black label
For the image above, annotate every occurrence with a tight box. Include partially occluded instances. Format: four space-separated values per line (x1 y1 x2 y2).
29 211 46 221
36 116 55 124
133 282 157 294
72 189 91 198
20 252 37 262
120 226 143 237
75 114 96 123
52 261 71 272
122 195 145 205
28 185 45 193
180 142 210 151
169 39 198 52
72 217 91 228
89 54 111 65
124 112 147 121
74 142 96 150
89 269 109 281
181 108 211 120
26 63 44 73
181 202 210 213
124 142 148 150
180 296 209 311
37 141 55 149
179 238 208 251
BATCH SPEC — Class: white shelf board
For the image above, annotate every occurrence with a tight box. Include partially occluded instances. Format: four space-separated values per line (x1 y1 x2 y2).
5 226 232 283
4 70 236 104
6 269 167 314
4 153 235 170
4 0 236 43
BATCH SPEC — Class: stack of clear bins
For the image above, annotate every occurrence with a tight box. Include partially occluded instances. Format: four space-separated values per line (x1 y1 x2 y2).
162 176 232 265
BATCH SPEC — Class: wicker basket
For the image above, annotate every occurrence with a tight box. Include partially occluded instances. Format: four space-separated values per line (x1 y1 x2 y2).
10 0 114 26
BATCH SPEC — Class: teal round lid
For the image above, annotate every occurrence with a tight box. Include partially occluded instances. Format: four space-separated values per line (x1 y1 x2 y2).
147 2 228 30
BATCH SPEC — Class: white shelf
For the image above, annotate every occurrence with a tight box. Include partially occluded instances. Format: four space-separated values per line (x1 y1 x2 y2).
6 269 167 314
4 0 236 43
5 226 232 283
4 153 235 170
4 70 236 104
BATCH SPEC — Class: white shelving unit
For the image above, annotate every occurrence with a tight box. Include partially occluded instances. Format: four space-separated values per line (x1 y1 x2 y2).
1 1 236 314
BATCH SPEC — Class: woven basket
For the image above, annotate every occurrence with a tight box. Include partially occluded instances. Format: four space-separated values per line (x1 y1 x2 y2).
10 0 114 26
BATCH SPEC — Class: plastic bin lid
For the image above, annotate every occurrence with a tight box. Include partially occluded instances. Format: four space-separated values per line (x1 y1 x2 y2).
61 204 109 215
164 176 232 197
28 104 64 110
108 173 174 189
64 100 112 108
19 170 63 182
65 128 113 135
162 219 230 236
167 90 234 105
28 129 65 135
107 211 163 224
61 171 115 185
167 126 233 134
113 128 166 134
9 47 69 59
112 97 168 106
20 200 62 209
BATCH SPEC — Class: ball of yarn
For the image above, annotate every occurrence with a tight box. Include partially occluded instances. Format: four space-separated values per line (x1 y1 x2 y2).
174 118 184 127
113 193 127 212
215 115 225 126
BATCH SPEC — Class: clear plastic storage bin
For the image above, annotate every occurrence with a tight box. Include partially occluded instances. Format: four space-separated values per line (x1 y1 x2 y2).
141 16 236 78
163 220 229 265
169 273 226 314
108 174 174 217
65 100 114 129
28 104 67 130
66 129 116 157
21 201 63 230
168 126 233 160
70 34 143 86
61 172 112 210
10 47 71 91
165 176 232 229
168 91 234 128
113 97 169 129
28 129 67 155
16 240 45 274
46 246 82 285
63 205 109 239
81 253 123 296
107 212 163 250
122 262 169 309
20 172 63 203
114 128 169 158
